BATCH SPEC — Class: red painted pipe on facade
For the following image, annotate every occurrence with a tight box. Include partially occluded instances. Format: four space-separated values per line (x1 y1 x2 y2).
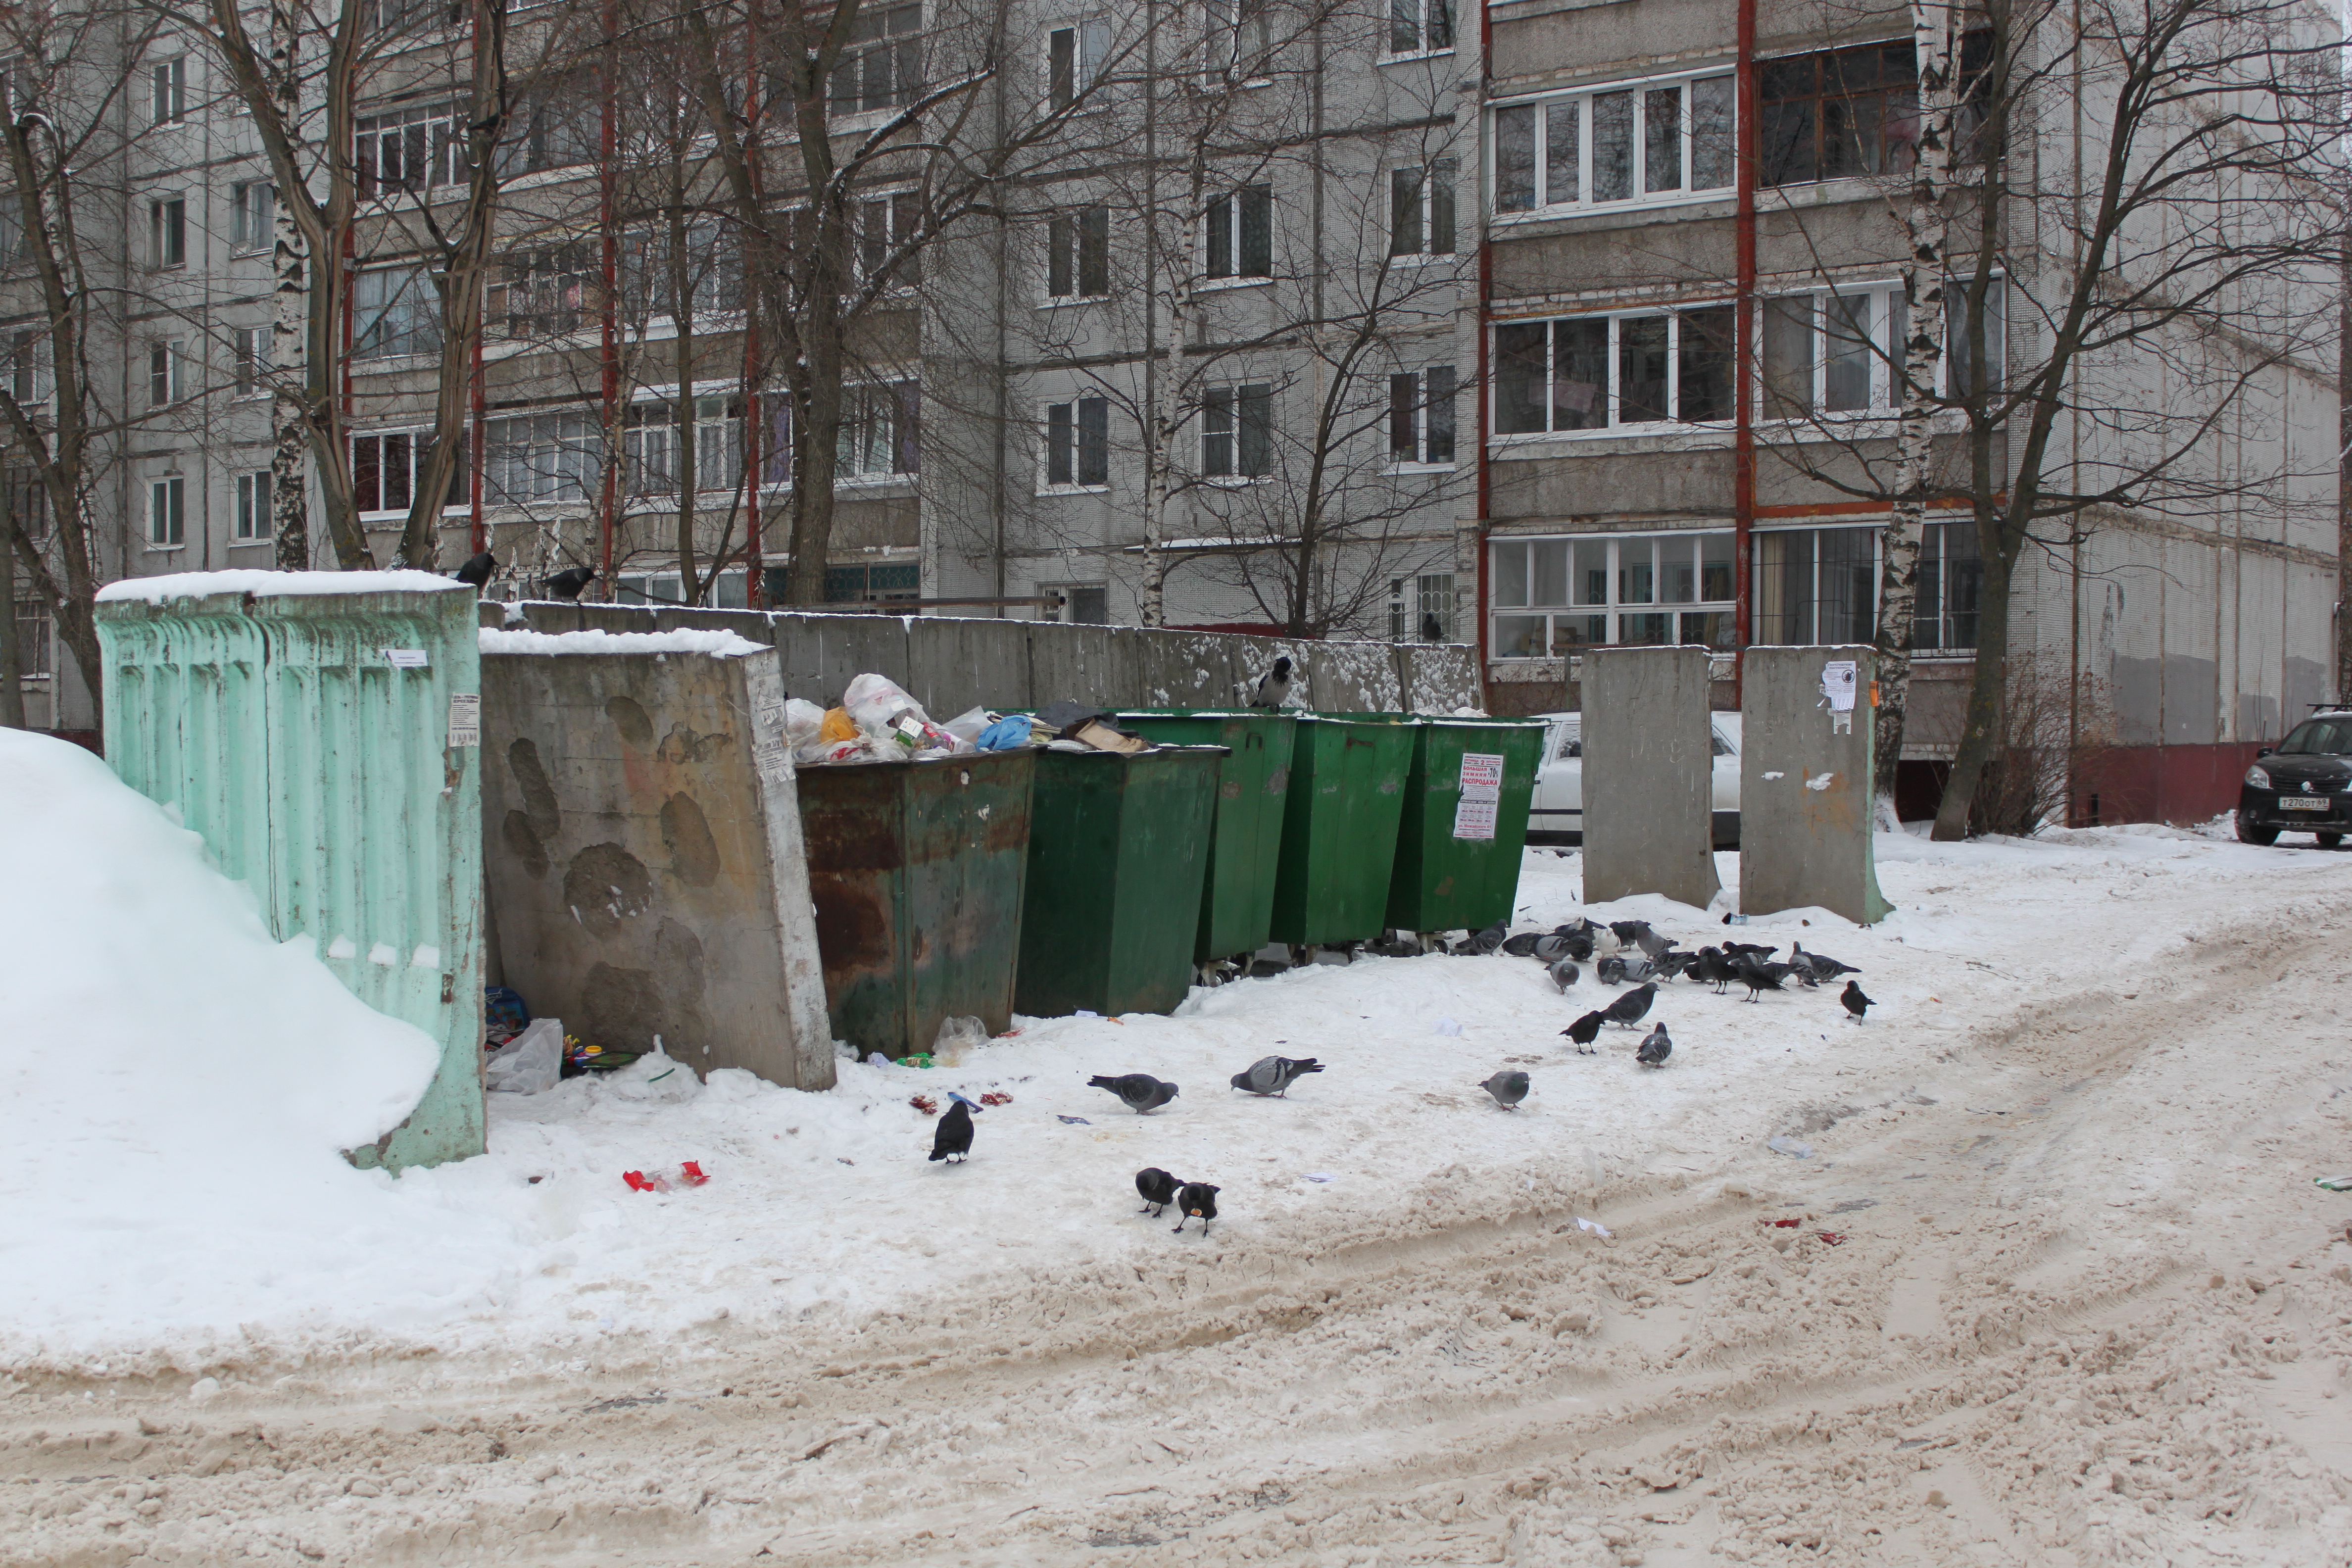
1474 0 1494 696
1731 0 1757 703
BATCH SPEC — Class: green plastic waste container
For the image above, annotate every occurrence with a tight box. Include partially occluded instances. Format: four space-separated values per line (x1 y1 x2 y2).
1386 718 1546 933
796 750 1037 1059
1267 715 1420 947
1016 745 1226 1017
1113 710 1297 962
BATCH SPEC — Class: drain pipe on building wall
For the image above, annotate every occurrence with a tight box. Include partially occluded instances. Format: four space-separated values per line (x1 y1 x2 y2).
1731 0 1758 711
1474 0 1494 712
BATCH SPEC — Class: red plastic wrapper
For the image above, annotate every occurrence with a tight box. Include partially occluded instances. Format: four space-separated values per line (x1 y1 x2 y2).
679 1161 709 1187
623 1170 670 1193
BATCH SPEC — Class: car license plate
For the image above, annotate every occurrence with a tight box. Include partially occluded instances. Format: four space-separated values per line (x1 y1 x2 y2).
2279 796 2333 810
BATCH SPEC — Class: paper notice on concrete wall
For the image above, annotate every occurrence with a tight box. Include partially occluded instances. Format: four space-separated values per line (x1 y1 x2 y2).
1454 751 1505 839
752 700 794 784
1821 661 1858 712
446 692 480 747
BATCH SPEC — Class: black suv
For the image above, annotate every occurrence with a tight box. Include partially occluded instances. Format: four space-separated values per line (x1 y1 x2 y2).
2237 710 2352 845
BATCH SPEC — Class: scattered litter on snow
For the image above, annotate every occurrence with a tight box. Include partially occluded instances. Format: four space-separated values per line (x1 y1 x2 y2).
1768 1136 1815 1158
1572 1216 1613 1238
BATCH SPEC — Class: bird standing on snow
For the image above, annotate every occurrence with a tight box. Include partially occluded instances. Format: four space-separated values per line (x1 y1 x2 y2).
1729 954 1793 1002
1458 920 1507 956
545 565 596 601
929 1099 975 1162
1636 1024 1672 1068
1172 1182 1221 1234
1604 982 1658 1028
1087 1073 1179 1114
1792 942 1861 982
453 550 496 588
1548 957 1580 991
1247 656 1294 708
1231 1056 1323 1097
1842 980 1873 1021
1562 1010 1606 1053
1478 1070 1530 1109
1135 1167 1183 1217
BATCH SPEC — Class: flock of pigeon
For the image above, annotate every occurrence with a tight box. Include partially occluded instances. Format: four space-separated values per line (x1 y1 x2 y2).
925 917 1877 1234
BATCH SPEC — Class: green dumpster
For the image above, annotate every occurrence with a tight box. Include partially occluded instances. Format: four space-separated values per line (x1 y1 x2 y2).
1386 718 1547 933
1112 710 1297 962
795 750 1037 1059
1016 745 1226 1017
1267 714 1420 947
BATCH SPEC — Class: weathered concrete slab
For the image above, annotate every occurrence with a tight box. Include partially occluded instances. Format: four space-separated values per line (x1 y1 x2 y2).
1739 645 1892 925
901 615 1030 714
480 644 835 1090
1579 646 1721 909
1399 644 1483 714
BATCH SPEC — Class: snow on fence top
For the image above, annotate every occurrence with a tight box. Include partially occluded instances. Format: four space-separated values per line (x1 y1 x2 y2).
96 569 470 603
478 626 768 658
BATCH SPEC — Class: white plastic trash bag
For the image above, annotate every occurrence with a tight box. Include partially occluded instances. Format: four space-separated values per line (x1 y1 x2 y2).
486 1017 563 1094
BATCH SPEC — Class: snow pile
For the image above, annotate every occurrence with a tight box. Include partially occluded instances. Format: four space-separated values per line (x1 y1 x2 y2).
95 569 466 603
0 731 516 1363
478 626 768 658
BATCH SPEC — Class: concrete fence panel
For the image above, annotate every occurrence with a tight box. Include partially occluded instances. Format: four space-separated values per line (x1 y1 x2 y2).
1579 646 1721 910
1739 645 1892 925
902 615 1033 714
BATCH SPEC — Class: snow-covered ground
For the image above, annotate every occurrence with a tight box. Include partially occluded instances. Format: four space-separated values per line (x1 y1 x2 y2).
0 723 2339 1375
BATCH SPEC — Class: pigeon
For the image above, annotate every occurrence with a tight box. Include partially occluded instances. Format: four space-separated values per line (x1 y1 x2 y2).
1458 920 1508 956
1548 957 1580 990
1135 1167 1183 1217
1722 941 1777 960
1530 931 1578 962
1501 931 1542 958
928 1099 974 1162
1088 1073 1178 1114
1633 926 1676 962
1692 947 1736 992
1792 942 1862 982
1478 1070 1530 1109
1636 1023 1672 1067
1562 1010 1606 1053
1247 656 1294 708
1607 920 1649 948
452 549 496 588
1604 982 1657 1028
1600 954 1657 986
1172 1181 1221 1234
1231 1055 1322 1096
1653 950 1696 981
1842 980 1873 1021
1729 954 1794 1002
545 565 596 601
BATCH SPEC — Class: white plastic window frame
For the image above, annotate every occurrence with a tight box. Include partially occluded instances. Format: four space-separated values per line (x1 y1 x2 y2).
1037 394 1111 493
1488 304 1736 441
1486 531 1736 658
1490 67 1735 221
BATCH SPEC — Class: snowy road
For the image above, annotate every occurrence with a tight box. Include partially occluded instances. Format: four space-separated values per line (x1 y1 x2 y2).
6 827 2352 1566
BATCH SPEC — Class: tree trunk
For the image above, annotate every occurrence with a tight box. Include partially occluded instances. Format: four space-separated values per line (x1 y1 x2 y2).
1931 521 2013 840
267 0 310 571
0 483 21 731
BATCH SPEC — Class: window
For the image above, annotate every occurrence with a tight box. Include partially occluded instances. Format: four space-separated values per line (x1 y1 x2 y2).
150 56 186 125
354 265 442 359
352 430 464 514
615 226 745 322
149 196 186 267
837 383 919 478
821 561 920 602
1201 383 1271 478
1493 307 1732 434
1388 366 1455 466
1490 531 1734 658
235 470 271 540
493 243 594 339
1912 519 1980 650
148 475 185 546
1494 74 1733 214
363 0 458 33
1390 572 1456 640
624 397 745 496
147 342 183 407
6 330 51 406
1048 19 1108 109
1204 185 1272 281
1389 161 1455 257
485 409 599 508
1945 276 2006 400
1047 205 1109 298
4 465 46 540
855 192 923 288
230 180 274 251
13 595 48 676
1761 42 1918 187
1387 0 1451 55
497 82 598 175
1042 395 1109 489
231 326 271 397
356 102 468 198
833 4 922 116
1206 0 1268 71
1049 583 1109 622
1754 526 1877 644
1763 277 2003 416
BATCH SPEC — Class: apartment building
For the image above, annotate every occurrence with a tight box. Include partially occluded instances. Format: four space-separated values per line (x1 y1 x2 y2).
1469 0 2341 819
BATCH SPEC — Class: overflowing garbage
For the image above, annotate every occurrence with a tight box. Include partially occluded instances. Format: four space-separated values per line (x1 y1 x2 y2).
783 675 1156 766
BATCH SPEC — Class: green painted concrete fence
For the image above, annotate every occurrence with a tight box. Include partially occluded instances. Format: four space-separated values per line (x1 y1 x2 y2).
96 579 487 1171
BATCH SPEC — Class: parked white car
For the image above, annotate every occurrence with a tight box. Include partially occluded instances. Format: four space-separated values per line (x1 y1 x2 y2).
1526 712 1743 848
